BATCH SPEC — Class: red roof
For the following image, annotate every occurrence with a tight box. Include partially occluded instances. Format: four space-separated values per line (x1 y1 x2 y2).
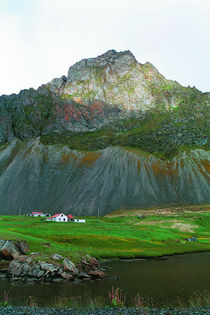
48 213 65 219
50 213 63 218
67 214 74 218
32 212 43 214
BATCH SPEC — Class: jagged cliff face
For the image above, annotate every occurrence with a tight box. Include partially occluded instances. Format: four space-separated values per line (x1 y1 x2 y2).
0 49 209 142
0 50 209 214
60 50 160 111
0 139 209 215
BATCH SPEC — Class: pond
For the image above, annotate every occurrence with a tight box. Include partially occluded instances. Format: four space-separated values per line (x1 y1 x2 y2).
0 252 209 307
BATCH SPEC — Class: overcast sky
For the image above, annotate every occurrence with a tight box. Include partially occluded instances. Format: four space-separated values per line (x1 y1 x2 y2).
0 0 209 95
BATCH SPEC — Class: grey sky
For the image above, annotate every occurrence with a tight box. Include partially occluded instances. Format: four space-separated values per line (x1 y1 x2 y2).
0 0 209 95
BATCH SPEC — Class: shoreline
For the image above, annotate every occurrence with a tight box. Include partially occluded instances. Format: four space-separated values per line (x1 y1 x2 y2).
114 248 210 261
1 249 210 271
0 305 209 315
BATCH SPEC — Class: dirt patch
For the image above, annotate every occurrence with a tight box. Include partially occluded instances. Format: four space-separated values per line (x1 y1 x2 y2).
105 205 210 218
135 220 198 232
134 220 163 225
171 223 198 233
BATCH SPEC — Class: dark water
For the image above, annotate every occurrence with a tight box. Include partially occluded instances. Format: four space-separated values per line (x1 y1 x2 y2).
0 252 209 307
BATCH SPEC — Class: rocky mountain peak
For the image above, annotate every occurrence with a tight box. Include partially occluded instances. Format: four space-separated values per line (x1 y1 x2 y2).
67 49 137 82
0 49 208 148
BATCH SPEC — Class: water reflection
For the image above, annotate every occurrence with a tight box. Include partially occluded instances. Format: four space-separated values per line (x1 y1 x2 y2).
0 252 209 307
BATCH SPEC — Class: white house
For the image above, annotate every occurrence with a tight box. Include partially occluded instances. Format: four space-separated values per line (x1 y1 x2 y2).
46 213 68 222
31 211 45 217
26 212 51 218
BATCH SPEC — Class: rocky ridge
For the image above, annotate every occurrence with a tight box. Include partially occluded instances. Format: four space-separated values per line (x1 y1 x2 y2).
0 49 209 147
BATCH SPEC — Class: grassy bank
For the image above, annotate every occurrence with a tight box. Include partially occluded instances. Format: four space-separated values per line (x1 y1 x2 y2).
0 206 209 263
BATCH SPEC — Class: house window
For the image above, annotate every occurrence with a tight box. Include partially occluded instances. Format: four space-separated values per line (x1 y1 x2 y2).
59 218 61 221
64 218 66 221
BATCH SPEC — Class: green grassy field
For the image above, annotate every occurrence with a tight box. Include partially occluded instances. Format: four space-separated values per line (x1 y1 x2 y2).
0 206 209 263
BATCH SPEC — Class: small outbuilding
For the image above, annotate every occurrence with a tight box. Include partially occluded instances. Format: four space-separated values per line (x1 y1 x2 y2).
67 214 74 221
74 219 86 223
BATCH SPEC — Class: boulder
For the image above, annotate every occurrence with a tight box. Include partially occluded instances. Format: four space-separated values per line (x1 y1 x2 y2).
61 272 74 280
80 255 100 271
51 254 63 261
63 259 78 275
39 262 59 273
90 257 100 267
34 270 45 278
88 270 105 279
31 264 42 278
9 260 23 276
14 255 27 263
77 272 91 279
57 268 64 275
0 240 22 259
17 241 29 254
21 263 30 275
25 257 33 264
0 240 29 260
84 255 100 267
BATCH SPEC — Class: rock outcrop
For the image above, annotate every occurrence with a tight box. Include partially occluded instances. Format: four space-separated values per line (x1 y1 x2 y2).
0 50 209 143
1 254 103 282
0 240 28 259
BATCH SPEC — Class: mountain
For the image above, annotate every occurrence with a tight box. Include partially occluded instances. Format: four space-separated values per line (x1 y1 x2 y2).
0 50 209 214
